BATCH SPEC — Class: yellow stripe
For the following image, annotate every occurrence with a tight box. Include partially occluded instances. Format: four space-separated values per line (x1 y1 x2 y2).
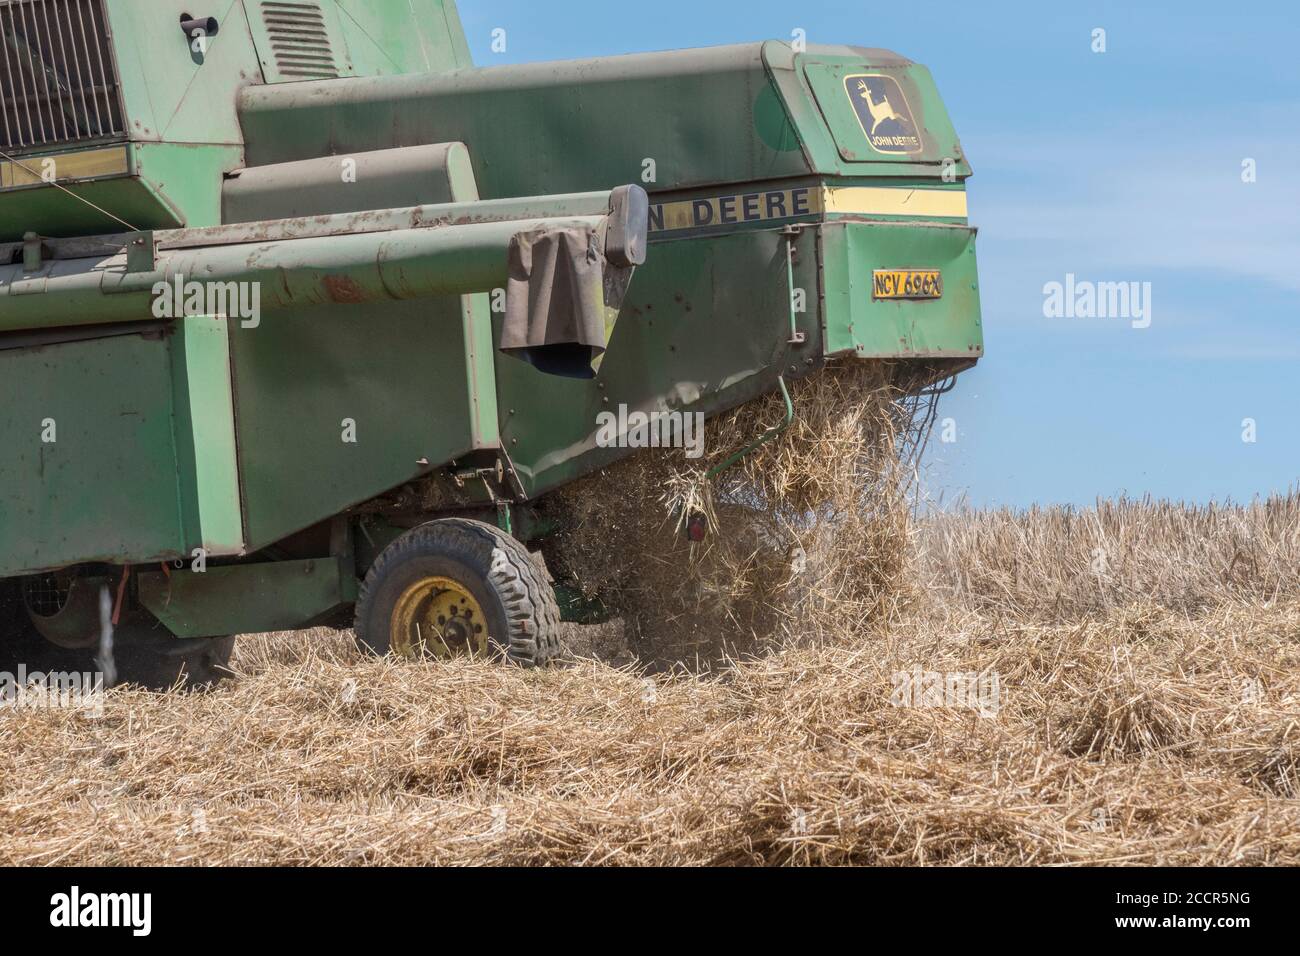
0 145 130 190
821 185 967 219
647 184 967 235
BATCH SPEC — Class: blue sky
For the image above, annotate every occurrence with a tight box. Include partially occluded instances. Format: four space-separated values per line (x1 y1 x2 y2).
459 0 1299 507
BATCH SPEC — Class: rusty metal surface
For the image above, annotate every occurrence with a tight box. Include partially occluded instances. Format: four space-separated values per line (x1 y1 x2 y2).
0 189 644 334
0 190 626 265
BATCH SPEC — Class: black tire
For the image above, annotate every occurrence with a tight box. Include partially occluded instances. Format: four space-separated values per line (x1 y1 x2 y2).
355 518 562 667
0 578 234 692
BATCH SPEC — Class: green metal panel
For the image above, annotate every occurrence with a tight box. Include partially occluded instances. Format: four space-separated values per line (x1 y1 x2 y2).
820 221 983 359
496 226 818 499
0 142 243 241
238 42 973 200
138 558 350 638
0 0 256 240
170 316 245 555
239 44 815 197
0 332 185 575
762 42 973 181
0 0 471 240
461 291 499 449
133 142 247 228
229 296 481 549
244 0 358 82
0 175 179 241
105 0 262 148
0 316 249 576
332 0 471 76
0 187 631 573
67 0 263 233
243 0 470 82
498 215 983 497
801 60 966 167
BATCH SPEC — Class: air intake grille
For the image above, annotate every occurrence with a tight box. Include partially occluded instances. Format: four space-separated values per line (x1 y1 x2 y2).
0 0 125 153
262 1 338 79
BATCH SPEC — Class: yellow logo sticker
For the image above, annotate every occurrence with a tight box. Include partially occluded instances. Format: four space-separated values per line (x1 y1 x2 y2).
845 74 922 155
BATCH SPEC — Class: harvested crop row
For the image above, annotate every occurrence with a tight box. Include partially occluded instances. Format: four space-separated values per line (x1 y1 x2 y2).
0 597 1295 866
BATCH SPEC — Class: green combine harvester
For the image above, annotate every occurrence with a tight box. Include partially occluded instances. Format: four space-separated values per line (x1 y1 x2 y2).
0 0 982 686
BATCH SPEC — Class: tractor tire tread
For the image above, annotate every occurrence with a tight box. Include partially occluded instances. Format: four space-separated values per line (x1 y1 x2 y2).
355 518 561 667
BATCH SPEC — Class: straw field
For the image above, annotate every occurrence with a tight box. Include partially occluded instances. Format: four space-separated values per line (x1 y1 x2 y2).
1 367 1296 866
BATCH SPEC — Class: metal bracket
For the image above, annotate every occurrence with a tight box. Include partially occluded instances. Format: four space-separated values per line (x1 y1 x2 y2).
782 226 807 345
452 458 504 492
705 375 795 480
449 462 514 533
126 231 157 273
497 448 529 501
21 232 46 273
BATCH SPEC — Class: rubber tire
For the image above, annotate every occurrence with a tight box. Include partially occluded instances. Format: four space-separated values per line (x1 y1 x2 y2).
0 581 234 692
355 518 562 667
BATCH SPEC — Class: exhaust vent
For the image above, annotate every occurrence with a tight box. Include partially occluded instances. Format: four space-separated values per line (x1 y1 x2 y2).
0 0 125 153
260 1 338 80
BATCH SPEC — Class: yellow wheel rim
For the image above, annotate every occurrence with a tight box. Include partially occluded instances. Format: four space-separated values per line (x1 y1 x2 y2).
390 576 489 659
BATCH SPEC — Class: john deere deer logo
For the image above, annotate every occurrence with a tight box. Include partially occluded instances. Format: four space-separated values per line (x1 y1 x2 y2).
857 80 905 134
844 74 922 155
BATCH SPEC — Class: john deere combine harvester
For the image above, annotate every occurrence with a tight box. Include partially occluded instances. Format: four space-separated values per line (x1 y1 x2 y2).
0 0 981 686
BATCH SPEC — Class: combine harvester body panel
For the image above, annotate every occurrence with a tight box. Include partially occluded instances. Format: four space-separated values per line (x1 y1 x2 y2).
0 0 981 646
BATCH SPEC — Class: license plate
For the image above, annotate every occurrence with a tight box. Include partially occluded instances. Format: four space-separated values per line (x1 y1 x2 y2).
872 269 943 300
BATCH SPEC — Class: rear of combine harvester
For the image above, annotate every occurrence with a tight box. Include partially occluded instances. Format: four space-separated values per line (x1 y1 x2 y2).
0 0 982 685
